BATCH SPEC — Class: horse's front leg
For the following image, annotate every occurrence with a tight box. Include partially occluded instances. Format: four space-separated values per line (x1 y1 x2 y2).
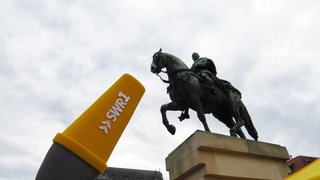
160 102 184 135
197 110 210 132
192 98 211 132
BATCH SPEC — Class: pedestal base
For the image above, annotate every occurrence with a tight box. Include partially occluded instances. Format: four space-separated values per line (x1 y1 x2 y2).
166 131 290 180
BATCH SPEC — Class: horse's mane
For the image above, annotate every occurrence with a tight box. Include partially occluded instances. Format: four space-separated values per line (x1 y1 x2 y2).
161 52 189 69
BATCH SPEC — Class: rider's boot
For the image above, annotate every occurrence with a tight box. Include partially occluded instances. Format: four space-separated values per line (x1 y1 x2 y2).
203 73 216 95
207 85 216 95
178 109 190 121
206 80 216 95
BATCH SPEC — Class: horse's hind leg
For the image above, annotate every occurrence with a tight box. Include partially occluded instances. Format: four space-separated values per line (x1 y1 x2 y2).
226 118 246 139
239 103 258 141
212 113 246 139
230 108 245 138
236 128 246 139
160 102 184 135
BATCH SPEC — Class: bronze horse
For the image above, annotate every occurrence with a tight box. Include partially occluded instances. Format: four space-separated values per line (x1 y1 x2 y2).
150 49 258 141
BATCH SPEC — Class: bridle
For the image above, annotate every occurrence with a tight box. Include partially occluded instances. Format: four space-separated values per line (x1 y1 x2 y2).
153 51 191 84
153 52 170 83
156 70 169 83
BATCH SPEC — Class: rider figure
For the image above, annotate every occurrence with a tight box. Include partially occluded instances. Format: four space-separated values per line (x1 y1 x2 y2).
178 52 217 121
178 52 242 121
190 52 216 94
191 52 217 75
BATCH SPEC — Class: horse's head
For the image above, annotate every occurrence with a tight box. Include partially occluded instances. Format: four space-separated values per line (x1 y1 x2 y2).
151 48 166 74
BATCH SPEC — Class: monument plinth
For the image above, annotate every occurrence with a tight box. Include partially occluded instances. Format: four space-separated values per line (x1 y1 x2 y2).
166 131 290 180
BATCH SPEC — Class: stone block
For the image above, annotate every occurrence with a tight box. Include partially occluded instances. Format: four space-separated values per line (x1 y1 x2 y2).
166 131 290 180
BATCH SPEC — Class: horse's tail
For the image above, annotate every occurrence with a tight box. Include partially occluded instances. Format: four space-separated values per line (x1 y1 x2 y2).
239 101 258 141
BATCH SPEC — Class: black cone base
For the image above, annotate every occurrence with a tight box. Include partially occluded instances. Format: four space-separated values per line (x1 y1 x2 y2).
36 143 99 180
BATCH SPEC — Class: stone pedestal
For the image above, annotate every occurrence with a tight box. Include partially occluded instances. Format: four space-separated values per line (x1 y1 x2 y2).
166 131 290 180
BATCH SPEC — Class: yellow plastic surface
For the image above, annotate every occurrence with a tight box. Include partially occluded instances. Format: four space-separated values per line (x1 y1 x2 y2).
53 73 145 172
285 158 320 180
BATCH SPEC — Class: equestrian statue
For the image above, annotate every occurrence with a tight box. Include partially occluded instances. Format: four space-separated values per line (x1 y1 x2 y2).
150 48 258 141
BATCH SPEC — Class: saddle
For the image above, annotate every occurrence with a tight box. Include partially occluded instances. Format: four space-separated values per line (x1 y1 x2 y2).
193 70 242 98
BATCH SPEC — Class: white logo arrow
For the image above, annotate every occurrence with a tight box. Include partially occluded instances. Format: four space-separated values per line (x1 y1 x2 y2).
99 120 111 135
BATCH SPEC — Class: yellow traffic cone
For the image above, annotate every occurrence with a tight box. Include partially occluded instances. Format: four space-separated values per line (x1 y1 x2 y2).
36 74 145 179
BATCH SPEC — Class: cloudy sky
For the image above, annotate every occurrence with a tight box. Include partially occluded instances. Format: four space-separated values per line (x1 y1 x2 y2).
1 0 320 179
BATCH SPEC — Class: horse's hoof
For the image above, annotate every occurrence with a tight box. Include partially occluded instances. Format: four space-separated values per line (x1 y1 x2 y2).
178 113 189 121
167 125 176 135
229 130 237 137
